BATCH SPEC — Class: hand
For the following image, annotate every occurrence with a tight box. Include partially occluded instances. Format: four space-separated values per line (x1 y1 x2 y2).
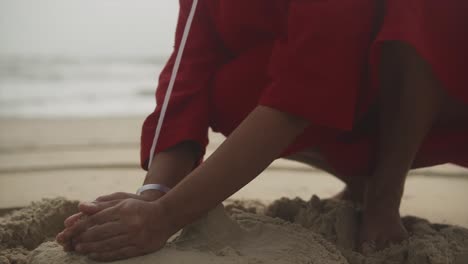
60 198 177 261
56 191 165 252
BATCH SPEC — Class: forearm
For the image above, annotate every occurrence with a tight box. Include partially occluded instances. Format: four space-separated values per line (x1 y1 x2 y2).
141 141 199 199
159 106 308 230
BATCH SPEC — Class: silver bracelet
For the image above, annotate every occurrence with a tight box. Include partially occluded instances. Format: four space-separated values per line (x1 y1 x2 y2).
136 184 171 195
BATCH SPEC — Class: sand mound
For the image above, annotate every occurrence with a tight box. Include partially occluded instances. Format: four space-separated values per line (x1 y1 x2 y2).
266 196 468 264
224 199 266 215
27 204 346 264
266 196 359 250
1 196 467 264
0 198 79 264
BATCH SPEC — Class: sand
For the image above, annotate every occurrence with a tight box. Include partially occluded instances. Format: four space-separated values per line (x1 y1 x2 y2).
0 198 79 264
1 197 467 264
3 117 468 229
265 196 468 264
27 203 346 264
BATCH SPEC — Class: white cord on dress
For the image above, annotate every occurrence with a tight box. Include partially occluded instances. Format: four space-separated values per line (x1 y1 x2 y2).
148 0 199 168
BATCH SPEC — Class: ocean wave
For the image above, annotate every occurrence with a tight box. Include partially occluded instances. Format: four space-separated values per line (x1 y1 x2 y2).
0 55 163 117
0 55 166 81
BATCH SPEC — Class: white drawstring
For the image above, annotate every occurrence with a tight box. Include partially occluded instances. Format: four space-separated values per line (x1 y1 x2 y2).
148 0 199 168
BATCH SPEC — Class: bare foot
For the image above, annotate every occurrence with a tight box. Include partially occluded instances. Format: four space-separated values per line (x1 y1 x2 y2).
359 207 408 252
359 184 409 251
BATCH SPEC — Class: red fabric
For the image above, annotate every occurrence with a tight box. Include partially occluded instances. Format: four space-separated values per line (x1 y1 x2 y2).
370 0 468 104
141 0 468 175
140 0 224 169
261 0 376 130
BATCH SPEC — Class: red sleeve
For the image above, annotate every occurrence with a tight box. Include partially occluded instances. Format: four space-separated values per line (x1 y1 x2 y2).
141 0 223 170
258 0 376 131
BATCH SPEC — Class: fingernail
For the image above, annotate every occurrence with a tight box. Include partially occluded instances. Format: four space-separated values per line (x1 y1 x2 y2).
82 202 96 207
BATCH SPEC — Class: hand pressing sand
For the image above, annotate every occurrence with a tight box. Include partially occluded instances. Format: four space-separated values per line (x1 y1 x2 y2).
28 204 346 264
1 197 468 264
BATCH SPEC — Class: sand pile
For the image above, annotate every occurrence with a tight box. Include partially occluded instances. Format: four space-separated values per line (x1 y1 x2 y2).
265 196 468 264
27 204 346 264
0 198 79 264
1 196 467 264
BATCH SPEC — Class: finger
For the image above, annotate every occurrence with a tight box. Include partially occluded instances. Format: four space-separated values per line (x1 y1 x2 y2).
57 230 78 246
59 213 86 246
75 234 130 254
56 231 65 245
59 222 90 244
56 232 75 252
62 201 124 245
60 215 97 243
96 192 139 202
63 242 74 252
88 246 141 262
86 205 121 226
57 206 86 246
62 205 119 242
75 222 125 244
79 200 121 215
64 212 84 227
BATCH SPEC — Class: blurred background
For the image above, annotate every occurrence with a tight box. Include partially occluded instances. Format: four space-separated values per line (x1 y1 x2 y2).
0 0 187 211
0 0 178 118
0 0 467 227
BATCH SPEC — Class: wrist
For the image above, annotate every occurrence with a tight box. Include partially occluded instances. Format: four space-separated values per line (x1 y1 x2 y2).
143 142 199 190
151 197 181 235
140 189 165 201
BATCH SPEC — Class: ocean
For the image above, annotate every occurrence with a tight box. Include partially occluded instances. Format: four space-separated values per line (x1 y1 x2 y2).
0 55 167 118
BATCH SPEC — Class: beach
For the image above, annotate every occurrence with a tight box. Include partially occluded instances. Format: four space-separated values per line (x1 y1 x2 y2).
0 116 468 227
2 54 467 263
2 0 468 261
1 117 468 264
1 117 468 225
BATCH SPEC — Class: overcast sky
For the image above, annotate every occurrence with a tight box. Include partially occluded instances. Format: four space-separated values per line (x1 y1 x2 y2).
0 0 180 57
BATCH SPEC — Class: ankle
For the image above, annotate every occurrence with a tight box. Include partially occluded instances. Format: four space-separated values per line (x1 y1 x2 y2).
365 184 403 214
364 190 402 215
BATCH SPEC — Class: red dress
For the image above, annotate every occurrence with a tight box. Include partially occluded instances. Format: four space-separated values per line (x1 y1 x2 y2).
141 0 468 177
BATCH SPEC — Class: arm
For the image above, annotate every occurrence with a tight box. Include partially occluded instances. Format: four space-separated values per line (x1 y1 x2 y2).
159 106 308 231
57 0 222 250
66 106 308 262
57 141 198 250
140 141 199 200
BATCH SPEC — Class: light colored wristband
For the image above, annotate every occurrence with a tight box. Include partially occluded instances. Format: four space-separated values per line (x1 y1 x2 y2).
136 184 171 196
